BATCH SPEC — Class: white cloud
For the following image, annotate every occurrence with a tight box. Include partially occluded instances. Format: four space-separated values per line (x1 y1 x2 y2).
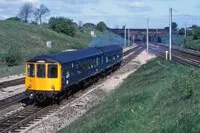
0 13 7 19
21 0 38 3
0 0 39 4
0 8 4 12
130 1 144 7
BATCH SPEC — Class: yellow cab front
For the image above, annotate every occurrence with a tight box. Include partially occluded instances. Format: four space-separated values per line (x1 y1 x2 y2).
25 62 62 92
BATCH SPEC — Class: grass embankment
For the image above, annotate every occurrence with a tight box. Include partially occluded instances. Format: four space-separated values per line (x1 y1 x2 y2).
0 20 102 77
58 59 200 133
162 34 200 50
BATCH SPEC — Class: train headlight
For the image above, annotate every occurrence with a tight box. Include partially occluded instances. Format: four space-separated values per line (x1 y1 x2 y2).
29 93 35 99
51 85 55 90
28 84 32 89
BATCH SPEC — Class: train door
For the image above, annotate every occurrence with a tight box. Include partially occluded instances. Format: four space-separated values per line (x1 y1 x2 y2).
62 64 71 88
35 63 47 91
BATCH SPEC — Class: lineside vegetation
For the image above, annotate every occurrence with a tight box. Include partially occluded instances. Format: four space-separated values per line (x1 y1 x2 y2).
58 59 200 133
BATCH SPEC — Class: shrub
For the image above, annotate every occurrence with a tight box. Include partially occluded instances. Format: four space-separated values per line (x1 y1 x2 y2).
49 17 76 37
193 34 198 40
5 45 23 66
6 17 21 21
96 21 107 32
193 27 200 39
179 28 185 35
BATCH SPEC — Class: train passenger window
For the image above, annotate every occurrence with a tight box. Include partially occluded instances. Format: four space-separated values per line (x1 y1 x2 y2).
106 57 108 63
96 57 98 66
37 64 45 78
48 64 58 78
65 71 70 78
27 64 35 77
71 68 76 76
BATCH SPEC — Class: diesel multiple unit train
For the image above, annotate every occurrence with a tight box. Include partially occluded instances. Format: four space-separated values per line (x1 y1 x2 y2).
25 45 123 101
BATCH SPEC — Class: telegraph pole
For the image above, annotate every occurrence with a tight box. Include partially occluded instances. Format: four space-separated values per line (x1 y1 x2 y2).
128 29 130 46
124 25 126 47
185 23 187 39
169 8 172 60
146 18 149 53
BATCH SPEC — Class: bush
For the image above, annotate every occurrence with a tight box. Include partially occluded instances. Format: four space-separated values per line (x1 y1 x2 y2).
96 21 107 32
193 34 198 40
193 27 200 39
6 17 21 21
179 28 185 35
5 45 23 66
49 17 76 37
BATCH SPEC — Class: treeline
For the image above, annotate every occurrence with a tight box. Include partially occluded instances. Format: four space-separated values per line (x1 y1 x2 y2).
3 3 108 67
6 3 108 37
164 22 200 40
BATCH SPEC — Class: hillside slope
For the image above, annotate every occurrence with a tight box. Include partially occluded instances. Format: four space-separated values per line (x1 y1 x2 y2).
59 59 200 133
0 20 100 56
0 20 102 77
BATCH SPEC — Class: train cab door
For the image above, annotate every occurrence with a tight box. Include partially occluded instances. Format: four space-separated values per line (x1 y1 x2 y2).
35 63 47 91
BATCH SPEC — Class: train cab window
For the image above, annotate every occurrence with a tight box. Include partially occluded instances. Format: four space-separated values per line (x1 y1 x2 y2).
48 64 58 78
37 64 46 78
27 64 35 77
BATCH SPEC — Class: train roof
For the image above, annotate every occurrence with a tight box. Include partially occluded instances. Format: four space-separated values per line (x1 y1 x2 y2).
27 47 103 64
98 44 122 53
27 45 122 64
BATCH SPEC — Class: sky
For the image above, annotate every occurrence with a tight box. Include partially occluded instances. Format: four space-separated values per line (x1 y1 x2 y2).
0 0 199 28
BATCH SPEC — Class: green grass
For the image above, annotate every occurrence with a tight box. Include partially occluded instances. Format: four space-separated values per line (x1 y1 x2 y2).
161 33 200 51
0 20 103 77
0 65 24 77
162 34 185 47
184 36 200 50
0 20 102 57
58 59 200 133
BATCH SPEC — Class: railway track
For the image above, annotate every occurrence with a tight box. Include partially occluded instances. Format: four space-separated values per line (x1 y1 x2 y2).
0 45 145 133
149 44 200 67
0 92 27 110
0 78 24 90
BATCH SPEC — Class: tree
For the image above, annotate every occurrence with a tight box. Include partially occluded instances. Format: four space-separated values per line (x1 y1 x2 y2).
18 3 33 23
96 21 107 32
191 25 199 29
172 22 178 31
164 26 169 31
193 27 200 40
78 20 83 28
6 17 21 21
49 17 76 37
34 4 50 25
179 28 185 35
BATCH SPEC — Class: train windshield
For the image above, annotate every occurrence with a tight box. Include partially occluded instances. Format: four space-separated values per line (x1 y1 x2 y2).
48 64 58 78
37 64 46 78
27 64 35 77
